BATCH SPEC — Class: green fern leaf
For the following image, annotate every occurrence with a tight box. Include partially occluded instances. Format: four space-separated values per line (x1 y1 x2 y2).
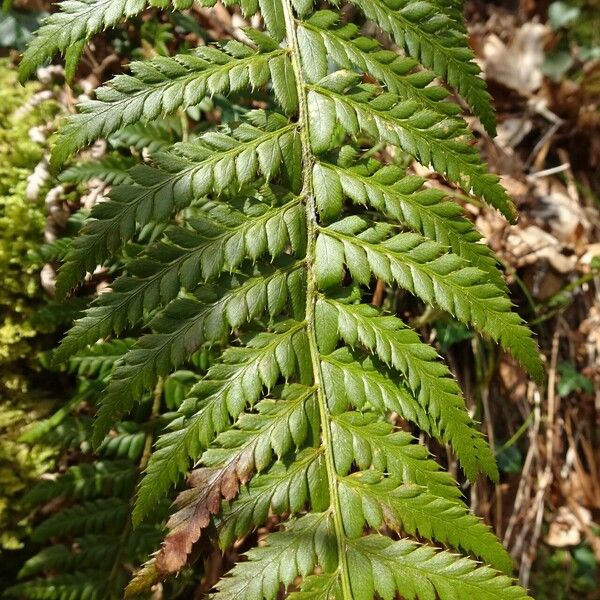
314 158 505 287
347 536 532 600
307 77 515 220
347 0 498 136
6 572 108 600
50 45 293 168
316 221 542 383
317 298 499 481
216 448 327 549
154 384 317 572
300 12 461 117
60 155 136 186
213 513 336 600
24 460 137 505
55 113 299 296
337 472 512 572
23 0 544 597
31 498 129 541
330 411 461 500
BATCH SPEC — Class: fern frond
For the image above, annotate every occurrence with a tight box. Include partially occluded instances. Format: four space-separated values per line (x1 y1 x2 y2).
99 424 147 461
308 76 515 220
60 155 136 186
347 536 531 600
110 119 180 153
337 473 512 571
154 383 317 572
330 412 461 500
56 112 300 296
212 513 336 600
18 545 78 579
35 415 93 449
31 498 129 541
66 338 134 378
21 532 149 577
317 298 498 481
6 572 108 600
25 460 137 504
316 220 542 382
23 0 544 597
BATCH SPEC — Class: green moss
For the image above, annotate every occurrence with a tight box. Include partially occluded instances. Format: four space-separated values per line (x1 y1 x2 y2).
0 60 58 362
0 58 61 550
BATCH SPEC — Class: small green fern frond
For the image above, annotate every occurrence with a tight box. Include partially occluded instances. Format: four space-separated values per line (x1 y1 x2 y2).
18 545 80 579
66 338 134 378
347 536 531 600
24 460 137 505
110 119 180 153
31 497 129 541
60 155 136 186
20 530 161 578
5 572 108 600
330 412 461 500
308 77 515 220
11 349 172 600
212 513 335 600
55 112 299 296
316 220 542 382
99 424 147 461
22 529 163 578
299 12 461 117
337 473 512 571
314 159 505 288
34 415 93 449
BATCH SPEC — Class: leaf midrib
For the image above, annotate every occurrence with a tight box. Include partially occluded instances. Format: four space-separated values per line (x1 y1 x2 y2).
281 1 354 597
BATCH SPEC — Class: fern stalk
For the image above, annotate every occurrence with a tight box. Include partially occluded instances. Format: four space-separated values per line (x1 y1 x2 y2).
283 0 355 593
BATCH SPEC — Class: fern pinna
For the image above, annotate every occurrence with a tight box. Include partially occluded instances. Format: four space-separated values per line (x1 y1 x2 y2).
18 0 543 598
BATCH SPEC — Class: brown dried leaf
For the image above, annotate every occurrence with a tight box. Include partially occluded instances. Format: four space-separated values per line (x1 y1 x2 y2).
154 447 257 575
483 23 548 95
155 467 236 574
